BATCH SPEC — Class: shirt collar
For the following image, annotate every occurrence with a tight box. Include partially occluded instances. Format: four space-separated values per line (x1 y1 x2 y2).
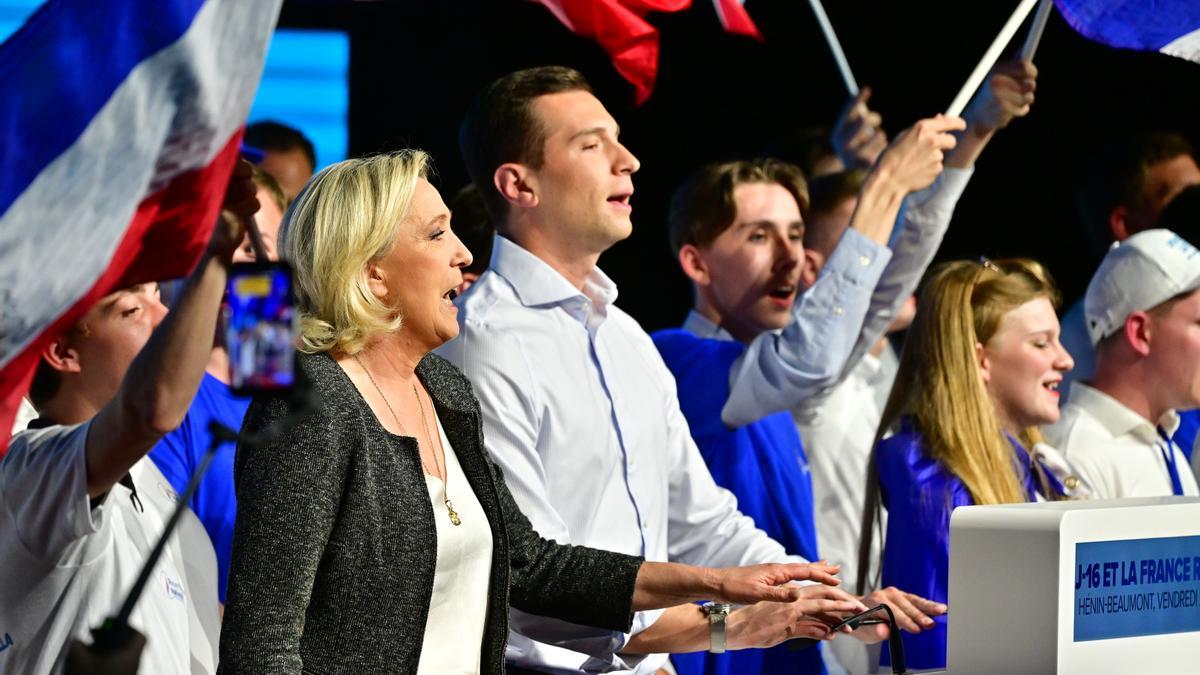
682 310 735 342
1066 381 1181 443
488 233 618 311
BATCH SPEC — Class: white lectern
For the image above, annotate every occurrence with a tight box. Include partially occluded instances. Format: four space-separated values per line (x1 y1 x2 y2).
947 497 1200 674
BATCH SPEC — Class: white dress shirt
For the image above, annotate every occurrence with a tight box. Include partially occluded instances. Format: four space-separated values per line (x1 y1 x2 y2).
1045 382 1200 499
437 235 800 674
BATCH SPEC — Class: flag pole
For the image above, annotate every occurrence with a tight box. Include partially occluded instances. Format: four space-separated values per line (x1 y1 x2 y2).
1019 0 1055 60
946 0 1042 117
804 0 859 96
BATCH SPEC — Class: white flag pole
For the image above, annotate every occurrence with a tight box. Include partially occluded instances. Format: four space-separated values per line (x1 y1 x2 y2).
1019 0 1055 60
946 0 1042 117
805 0 859 96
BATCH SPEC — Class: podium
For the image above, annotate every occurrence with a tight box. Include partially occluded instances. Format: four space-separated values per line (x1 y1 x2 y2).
946 497 1200 674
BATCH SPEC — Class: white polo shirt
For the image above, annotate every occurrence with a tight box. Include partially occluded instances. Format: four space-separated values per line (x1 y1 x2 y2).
0 422 220 675
1045 382 1200 499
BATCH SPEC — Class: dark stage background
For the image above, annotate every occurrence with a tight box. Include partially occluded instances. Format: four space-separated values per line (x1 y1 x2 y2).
280 0 1200 332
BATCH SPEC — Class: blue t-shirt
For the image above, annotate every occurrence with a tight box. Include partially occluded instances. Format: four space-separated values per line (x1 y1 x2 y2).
149 372 250 602
653 328 823 675
875 419 1053 669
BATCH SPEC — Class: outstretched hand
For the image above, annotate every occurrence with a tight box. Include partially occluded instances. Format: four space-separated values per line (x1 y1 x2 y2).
965 59 1037 135
707 562 842 605
726 583 867 649
853 586 948 643
875 115 966 194
833 87 889 170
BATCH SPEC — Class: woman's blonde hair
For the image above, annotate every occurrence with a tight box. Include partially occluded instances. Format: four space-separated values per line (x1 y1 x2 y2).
856 258 1062 592
280 150 431 355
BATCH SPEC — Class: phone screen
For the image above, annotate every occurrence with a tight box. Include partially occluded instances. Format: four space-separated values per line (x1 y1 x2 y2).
224 261 296 394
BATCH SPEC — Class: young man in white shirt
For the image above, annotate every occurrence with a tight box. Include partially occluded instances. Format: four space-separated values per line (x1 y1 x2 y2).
443 66 948 674
1046 229 1200 499
0 162 257 675
1060 133 1200 393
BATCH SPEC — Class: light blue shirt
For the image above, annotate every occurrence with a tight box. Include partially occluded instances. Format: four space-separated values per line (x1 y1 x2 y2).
438 235 799 674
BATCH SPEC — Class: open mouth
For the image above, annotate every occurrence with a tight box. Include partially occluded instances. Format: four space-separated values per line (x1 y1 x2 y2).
1043 380 1060 395
607 192 633 210
767 285 796 300
442 288 458 305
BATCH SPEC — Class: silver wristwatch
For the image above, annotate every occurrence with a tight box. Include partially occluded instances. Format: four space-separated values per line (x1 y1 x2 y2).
700 602 733 653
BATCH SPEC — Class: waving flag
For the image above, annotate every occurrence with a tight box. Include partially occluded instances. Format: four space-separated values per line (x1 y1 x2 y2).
533 0 762 104
1054 0 1200 63
0 0 283 451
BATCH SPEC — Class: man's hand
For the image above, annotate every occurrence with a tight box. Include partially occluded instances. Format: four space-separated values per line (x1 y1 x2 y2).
852 587 948 643
832 87 889 170
727 584 867 649
875 115 966 194
965 59 1037 135
210 159 259 260
706 562 843 605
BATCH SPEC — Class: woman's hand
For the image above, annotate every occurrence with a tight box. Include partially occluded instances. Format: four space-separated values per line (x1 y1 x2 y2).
726 584 868 650
706 562 844 605
851 587 949 643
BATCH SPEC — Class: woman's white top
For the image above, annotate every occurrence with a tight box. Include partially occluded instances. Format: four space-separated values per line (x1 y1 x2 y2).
416 413 494 675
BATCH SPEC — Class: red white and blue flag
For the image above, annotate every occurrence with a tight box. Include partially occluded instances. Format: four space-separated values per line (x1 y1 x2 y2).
1054 0 1200 63
0 0 282 451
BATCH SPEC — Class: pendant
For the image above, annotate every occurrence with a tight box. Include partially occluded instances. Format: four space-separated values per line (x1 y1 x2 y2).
446 499 462 526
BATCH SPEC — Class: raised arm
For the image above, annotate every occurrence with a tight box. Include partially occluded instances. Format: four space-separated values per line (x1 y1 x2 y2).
84 161 256 497
723 116 963 426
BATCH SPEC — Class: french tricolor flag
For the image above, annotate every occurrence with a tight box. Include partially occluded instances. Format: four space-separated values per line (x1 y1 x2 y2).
0 0 282 450
1054 0 1200 63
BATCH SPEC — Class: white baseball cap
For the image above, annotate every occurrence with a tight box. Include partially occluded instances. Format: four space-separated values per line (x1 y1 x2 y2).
1084 229 1200 345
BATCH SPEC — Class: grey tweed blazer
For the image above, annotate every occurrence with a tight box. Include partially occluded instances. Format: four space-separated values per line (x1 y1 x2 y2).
219 352 643 674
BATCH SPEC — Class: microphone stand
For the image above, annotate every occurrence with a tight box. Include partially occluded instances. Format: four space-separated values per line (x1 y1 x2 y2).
66 384 315 675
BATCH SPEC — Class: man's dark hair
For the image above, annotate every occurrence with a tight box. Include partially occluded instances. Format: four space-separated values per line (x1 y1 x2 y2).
450 183 494 276
459 66 593 227
28 359 59 410
668 158 809 256
245 120 317 172
1075 131 1195 257
1155 183 1200 249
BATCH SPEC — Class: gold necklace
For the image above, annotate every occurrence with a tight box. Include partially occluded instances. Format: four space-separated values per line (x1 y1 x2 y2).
353 354 461 526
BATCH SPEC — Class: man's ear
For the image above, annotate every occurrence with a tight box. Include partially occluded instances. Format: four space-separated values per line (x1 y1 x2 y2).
1108 206 1132 243
975 341 991 385
1123 311 1153 357
678 244 711 286
494 163 538 210
43 337 82 375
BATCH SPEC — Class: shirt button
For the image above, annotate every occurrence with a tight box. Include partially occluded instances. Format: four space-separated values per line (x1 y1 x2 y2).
833 306 843 315
859 255 871 266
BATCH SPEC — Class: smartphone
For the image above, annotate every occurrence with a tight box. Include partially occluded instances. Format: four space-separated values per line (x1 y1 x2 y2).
223 261 297 395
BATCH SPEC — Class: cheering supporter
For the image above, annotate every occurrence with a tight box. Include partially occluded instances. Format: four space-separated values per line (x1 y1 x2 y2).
1061 132 1200 392
147 167 288 605
1045 230 1200 498
655 59 1036 675
0 162 258 675
244 120 317 201
219 150 865 674
858 258 1089 670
